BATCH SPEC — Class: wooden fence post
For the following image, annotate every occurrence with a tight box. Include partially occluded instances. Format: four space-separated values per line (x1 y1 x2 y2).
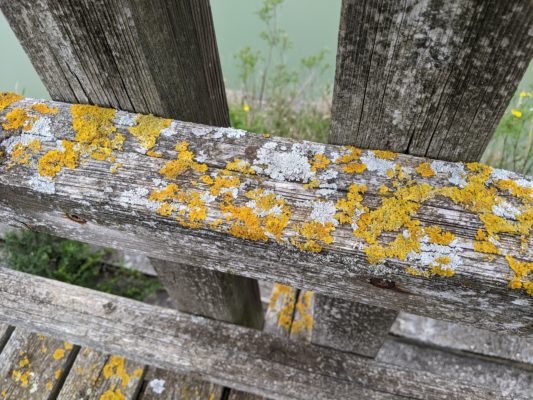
311 0 533 357
0 0 264 329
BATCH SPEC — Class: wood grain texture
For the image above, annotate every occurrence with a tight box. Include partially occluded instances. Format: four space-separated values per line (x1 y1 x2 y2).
331 0 533 162
391 313 533 365
0 0 229 125
0 267 503 400
1 97 531 334
58 347 145 400
311 295 397 357
0 0 263 329
0 329 78 399
138 367 224 400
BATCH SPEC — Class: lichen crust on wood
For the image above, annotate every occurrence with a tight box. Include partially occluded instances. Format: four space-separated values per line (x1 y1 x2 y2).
1 94 532 333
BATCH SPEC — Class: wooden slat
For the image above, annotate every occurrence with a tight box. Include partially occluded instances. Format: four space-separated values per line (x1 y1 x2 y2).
138 367 224 400
228 390 267 400
58 347 145 400
391 313 533 365
1 97 531 334
331 0 533 162
376 338 533 400
263 283 299 336
0 0 263 329
0 329 78 399
0 267 502 399
0 323 14 355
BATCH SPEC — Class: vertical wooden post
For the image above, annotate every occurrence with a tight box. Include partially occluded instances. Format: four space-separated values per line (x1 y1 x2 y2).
316 0 533 357
0 0 263 328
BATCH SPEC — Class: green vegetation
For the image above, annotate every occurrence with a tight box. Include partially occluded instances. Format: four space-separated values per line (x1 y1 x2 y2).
2 230 161 301
481 88 532 175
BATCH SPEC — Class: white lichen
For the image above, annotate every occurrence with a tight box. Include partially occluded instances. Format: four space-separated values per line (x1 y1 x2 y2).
492 200 521 220
28 175 55 194
114 112 137 127
119 187 159 211
148 379 166 394
219 127 246 139
308 200 338 226
191 126 210 137
253 142 313 182
430 160 467 187
406 236 463 273
161 121 178 137
359 151 397 177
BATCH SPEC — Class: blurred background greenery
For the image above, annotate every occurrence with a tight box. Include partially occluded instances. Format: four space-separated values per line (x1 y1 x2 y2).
0 0 531 299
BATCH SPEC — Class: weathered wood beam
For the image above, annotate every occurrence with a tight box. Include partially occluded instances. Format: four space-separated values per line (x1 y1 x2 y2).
331 0 533 162
0 0 264 329
0 96 532 334
0 266 504 399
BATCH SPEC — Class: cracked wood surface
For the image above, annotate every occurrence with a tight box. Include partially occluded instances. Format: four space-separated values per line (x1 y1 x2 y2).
331 0 533 162
0 0 264 329
0 97 532 334
0 267 504 399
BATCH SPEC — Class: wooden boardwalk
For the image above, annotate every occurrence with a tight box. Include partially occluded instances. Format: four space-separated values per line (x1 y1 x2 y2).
0 277 532 400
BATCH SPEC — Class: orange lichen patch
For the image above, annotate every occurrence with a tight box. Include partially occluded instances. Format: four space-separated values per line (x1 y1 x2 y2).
496 179 533 203
479 213 529 238
9 139 41 167
52 348 65 360
12 352 31 388
156 202 176 217
221 188 291 242
103 356 137 387
2 107 36 131
373 150 397 160
424 226 455 245
269 283 296 331
38 140 80 177
176 191 207 228
473 240 500 255
71 104 124 162
415 162 435 177
146 150 162 158
304 178 320 189
335 184 367 225
100 389 126 400
199 175 214 185
55 368 61 380
335 146 367 174
406 267 430 278
160 141 207 180
209 174 240 196
356 184 433 264
226 158 256 174
291 291 314 334
430 256 455 277
149 184 207 227
291 221 335 252
46 381 54 391
128 114 171 150
506 256 533 296
379 185 389 194
310 153 330 172
31 103 59 114
0 92 23 110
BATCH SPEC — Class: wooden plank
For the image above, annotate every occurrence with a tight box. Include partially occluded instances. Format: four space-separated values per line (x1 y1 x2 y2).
0 323 14 354
0 267 503 399
138 367 224 400
310 294 397 357
391 313 533 365
58 347 145 400
289 290 315 343
331 0 533 162
228 390 267 400
1 98 531 334
0 328 78 399
377 337 533 400
0 0 263 329
263 283 299 336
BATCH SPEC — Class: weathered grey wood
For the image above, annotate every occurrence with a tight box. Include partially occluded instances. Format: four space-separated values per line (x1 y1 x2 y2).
331 0 533 162
228 390 267 400
0 323 13 355
289 290 315 343
0 0 263 329
311 295 397 357
0 97 532 335
0 267 504 399
153 260 263 329
138 367 224 400
58 347 145 400
391 313 533 365
0 0 229 125
0 328 78 399
377 338 533 400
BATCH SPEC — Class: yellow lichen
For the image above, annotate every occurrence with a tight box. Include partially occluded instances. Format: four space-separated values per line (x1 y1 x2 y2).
9 139 41 167
71 104 123 162
379 185 389 194
335 184 367 225
225 158 255 174
424 225 455 245
291 221 335 252
52 348 65 360
373 150 397 159
415 162 435 177
2 107 36 131
506 256 533 296
38 140 80 177
102 356 136 387
128 114 171 150
269 283 296 331
336 146 367 174
146 150 162 158
160 141 207 180
0 92 23 110
304 178 320 189
31 103 58 114
291 290 314 334
100 389 125 400
342 162 367 174
406 267 430 277
199 175 214 185
310 153 330 172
